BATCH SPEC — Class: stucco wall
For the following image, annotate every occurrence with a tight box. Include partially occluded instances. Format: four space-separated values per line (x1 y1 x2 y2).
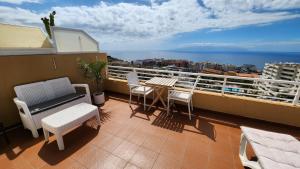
104 78 300 127
52 27 99 53
0 23 52 48
0 53 107 127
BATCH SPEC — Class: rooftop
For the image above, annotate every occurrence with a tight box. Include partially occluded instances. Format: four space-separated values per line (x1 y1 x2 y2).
1 92 299 169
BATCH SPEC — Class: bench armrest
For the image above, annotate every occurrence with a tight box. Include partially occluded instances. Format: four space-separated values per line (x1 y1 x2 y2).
72 84 92 103
13 98 32 117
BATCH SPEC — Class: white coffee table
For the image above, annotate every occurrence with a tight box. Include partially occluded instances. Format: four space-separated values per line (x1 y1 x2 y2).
41 103 100 150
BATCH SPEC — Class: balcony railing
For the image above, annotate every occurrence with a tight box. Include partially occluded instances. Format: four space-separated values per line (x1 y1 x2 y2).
108 65 300 105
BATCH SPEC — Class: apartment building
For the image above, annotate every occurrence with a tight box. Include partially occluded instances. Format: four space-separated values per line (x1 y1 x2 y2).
262 63 300 81
260 63 300 100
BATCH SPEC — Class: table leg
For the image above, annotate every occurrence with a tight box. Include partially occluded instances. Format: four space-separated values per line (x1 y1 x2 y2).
96 113 101 126
43 128 49 142
56 134 65 150
158 90 167 109
147 87 163 111
147 87 168 111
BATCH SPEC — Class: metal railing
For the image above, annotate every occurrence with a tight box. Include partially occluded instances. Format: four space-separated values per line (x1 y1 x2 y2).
108 65 300 105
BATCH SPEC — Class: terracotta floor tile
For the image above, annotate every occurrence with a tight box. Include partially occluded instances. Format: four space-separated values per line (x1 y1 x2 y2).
100 122 123 135
130 147 158 169
114 125 136 139
181 151 209 169
91 132 114 147
71 145 110 168
41 158 86 169
141 134 166 153
152 154 182 169
208 152 235 169
126 130 148 146
0 155 27 169
98 135 123 153
207 159 235 169
112 140 139 161
19 142 47 169
124 163 141 169
3 93 300 169
90 154 127 169
160 139 186 160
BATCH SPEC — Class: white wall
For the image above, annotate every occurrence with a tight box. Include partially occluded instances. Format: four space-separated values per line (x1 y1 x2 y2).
52 27 99 53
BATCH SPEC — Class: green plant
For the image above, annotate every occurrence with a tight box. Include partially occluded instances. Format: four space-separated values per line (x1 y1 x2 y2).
77 58 107 94
41 11 56 38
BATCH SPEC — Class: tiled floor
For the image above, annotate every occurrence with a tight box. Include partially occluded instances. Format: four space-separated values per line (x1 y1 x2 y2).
1 92 300 169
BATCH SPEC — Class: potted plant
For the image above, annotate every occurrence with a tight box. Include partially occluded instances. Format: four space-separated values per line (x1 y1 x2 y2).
78 58 107 105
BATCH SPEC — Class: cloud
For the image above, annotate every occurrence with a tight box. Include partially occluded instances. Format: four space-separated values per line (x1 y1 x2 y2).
0 0 300 48
202 0 300 11
0 6 43 25
0 0 41 4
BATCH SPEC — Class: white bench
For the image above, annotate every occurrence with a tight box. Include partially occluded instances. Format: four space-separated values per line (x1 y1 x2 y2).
14 77 92 138
240 126 300 169
41 103 100 150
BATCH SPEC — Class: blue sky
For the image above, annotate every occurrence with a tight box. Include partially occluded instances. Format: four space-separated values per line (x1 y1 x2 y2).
1 0 300 52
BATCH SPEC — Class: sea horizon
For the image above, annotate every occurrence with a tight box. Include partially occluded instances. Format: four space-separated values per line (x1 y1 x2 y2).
105 50 300 70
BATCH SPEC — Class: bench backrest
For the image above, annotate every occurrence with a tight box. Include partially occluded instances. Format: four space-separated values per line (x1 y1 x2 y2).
14 77 75 106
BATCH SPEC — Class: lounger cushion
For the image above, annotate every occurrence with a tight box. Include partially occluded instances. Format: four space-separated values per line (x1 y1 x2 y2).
29 93 85 115
241 126 300 169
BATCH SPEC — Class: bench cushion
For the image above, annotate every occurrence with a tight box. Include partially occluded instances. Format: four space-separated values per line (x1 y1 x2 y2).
14 82 50 106
241 126 300 169
29 93 85 115
45 77 76 99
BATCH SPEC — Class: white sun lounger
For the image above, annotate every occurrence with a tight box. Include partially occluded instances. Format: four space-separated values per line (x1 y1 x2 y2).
240 126 300 169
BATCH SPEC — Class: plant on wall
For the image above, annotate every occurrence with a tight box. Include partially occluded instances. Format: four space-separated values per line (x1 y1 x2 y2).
77 58 107 94
41 11 56 39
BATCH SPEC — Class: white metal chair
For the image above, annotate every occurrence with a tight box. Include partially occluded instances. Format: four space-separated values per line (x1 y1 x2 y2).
126 72 154 110
167 76 200 120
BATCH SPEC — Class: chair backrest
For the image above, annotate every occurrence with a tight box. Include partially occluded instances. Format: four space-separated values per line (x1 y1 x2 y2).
190 76 200 94
126 72 140 87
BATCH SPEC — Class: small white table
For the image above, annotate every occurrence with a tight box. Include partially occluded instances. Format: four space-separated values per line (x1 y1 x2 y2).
145 77 177 111
41 103 100 150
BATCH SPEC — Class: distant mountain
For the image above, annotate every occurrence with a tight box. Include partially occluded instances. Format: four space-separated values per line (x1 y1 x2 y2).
171 45 248 53
107 55 124 62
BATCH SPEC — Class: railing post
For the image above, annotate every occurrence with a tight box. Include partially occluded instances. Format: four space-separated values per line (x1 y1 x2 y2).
222 77 227 95
292 86 300 105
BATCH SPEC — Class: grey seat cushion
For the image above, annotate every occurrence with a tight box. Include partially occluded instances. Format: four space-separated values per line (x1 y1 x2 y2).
45 77 76 99
28 93 85 115
14 82 50 107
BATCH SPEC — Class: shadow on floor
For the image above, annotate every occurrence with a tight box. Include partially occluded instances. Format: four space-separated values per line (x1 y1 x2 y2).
98 107 112 124
38 124 99 165
0 109 104 163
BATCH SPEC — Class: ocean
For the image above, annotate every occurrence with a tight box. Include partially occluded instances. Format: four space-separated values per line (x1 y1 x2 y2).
105 50 300 70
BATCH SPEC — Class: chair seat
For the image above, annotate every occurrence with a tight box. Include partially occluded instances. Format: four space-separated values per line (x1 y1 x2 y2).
169 90 192 102
132 86 153 95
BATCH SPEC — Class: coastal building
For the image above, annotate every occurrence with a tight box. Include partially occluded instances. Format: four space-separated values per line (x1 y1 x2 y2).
260 63 300 100
262 63 300 81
